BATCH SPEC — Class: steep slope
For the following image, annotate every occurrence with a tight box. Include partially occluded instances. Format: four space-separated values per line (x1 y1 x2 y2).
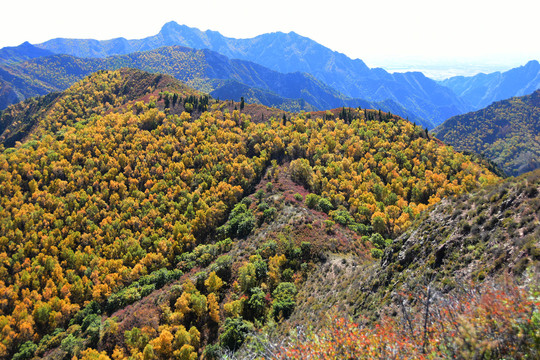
0 91 61 147
440 60 540 109
434 90 540 176
284 168 540 326
271 169 540 360
34 22 469 127
0 46 426 126
0 68 500 359
378 168 540 297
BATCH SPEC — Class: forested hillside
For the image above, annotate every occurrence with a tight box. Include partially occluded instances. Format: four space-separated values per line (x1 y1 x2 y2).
0 69 501 359
434 89 540 176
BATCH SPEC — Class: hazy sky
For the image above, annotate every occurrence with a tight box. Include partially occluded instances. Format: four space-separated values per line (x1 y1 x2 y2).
1 0 539 68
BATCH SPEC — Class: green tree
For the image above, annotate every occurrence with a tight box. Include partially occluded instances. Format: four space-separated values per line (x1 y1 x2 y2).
220 317 252 351
272 282 297 319
245 287 266 321
12 341 37 360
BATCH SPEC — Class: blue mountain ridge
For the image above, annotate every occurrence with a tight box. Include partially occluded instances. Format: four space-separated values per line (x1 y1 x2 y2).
0 45 423 126
439 60 540 110
34 22 470 127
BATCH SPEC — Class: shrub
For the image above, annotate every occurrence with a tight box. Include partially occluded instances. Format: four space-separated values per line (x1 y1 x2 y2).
305 193 320 209
226 203 256 238
13 341 37 360
331 208 355 226
282 268 294 282
318 197 334 213
370 233 388 249
262 207 277 223
274 282 540 359
255 189 265 201
371 248 384 259
245 287 266 321
60 334 83 358
211 255 233 282
323 220 335 233
290 159 313 188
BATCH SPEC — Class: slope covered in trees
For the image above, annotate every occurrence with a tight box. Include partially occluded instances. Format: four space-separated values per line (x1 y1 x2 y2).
434 89 540 176
0 69 501 359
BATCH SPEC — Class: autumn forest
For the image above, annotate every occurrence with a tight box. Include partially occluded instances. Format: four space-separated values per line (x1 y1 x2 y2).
0 24 538 359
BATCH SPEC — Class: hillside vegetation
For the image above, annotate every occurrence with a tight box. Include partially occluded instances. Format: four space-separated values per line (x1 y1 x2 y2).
0 69 502 359
434 89 540 176
270 169 540 359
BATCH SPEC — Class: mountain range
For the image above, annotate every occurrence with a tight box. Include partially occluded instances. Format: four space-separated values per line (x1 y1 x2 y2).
0 68 515 360
33 22 474 127
440 60 540 109
1 22 539 130
0 19 539 360
0 44 423 125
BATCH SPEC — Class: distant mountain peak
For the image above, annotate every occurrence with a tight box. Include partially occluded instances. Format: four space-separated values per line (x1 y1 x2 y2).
285 30 301 37
160 21 191 32
4 41 38 50
162 20 180 28
524 59 540 68
160 21 188 34
0 41 54 66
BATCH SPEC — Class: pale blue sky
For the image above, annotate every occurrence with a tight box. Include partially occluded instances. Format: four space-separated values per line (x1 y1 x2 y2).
1 0 539 69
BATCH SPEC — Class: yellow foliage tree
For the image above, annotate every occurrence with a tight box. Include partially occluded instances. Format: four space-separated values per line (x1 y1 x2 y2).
207 292 220 323
204 271 224 294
